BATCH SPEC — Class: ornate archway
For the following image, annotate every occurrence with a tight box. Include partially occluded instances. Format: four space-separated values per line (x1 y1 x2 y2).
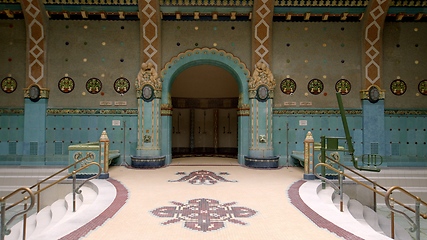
160 48 251 164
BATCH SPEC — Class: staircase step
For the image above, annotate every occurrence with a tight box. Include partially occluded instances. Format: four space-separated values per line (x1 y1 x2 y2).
49 199 68 226
301 180 391 240
30 206 52 236
317 186 335 204
29 179 115 240
363 206 385 234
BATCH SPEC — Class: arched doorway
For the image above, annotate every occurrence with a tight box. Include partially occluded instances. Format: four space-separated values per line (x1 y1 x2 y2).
170 65 239 158
160 48 251 165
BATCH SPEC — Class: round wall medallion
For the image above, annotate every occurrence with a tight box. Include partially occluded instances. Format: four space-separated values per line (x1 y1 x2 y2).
86 78 102 94
114 77 130 94
142 84 154 102
308 79 324 95
256 85 269 102
29 85 40 102
58 77 74 93
280 78 296 95
335 79 351 95
368 85 380 103
390 79 406 96
418 79 427 95
1 77 17 93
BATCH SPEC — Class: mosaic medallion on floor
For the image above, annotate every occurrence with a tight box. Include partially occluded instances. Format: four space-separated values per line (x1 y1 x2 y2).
169 170 237 185
151 198 257 232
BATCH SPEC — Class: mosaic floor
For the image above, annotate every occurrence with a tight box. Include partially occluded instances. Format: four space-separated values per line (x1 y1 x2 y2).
71 157 425 240
78 158 345 240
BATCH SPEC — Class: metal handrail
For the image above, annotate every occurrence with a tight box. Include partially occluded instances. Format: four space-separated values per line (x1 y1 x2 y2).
323 154 387 192
314 161 427 240
385 186 427 240
1 153 101 240
1 187 34 240
28 153 94 212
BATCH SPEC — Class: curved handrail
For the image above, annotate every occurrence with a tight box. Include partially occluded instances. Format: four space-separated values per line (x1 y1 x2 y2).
1 187 35 233
1 153 101 239
385 186 427 231
74 162 102 193
323 154 387 192
315 160 418 211
31 161 101 196
314 161 427 240
27 152 95 191
313 163 341 193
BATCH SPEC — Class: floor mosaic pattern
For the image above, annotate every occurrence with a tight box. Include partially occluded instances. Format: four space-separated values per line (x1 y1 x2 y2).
169 170 237 185
150 198 257 232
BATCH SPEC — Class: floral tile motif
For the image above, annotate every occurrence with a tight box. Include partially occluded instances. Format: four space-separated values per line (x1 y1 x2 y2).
1 77 17 93
58 76 74 93
169 170 237 185
151 198 257 232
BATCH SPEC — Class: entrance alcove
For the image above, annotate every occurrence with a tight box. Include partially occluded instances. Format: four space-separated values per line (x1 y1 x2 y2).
160 48 251 165
170 65 239 159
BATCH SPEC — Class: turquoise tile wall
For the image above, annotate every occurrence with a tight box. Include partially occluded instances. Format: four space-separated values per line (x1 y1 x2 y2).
0 115 24 154
1 110 426 167
273 112 363 166
385 115 427 157
44 114 138 165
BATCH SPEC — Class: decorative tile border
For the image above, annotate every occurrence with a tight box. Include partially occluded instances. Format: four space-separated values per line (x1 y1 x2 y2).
273 109 362 115
0 108 24 115
288 180 363 240
46 108 138 115
59 178 128 240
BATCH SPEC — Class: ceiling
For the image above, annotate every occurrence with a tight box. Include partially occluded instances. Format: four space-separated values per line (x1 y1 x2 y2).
0 0 426 21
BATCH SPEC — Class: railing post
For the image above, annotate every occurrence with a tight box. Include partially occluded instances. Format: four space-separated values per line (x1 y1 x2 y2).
303 131 315 180
339 171 344 212
415 200 420 240
23 203 27 240
99 130 110 179
1 201 5 240
373 183 377 212
72 171 76 212
320 136 326 189
37 185 40 213
390 199 395 239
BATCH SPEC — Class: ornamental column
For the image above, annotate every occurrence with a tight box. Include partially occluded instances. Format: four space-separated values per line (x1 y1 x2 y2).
132 0 164 167
21 0 49 156
244 0 278 168
360 0 391 156
245 63 278 168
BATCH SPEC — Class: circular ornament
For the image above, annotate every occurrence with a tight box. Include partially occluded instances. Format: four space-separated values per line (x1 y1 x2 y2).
86 78 102 94
58 77 74 93
418 79 427 95
1 77 17 93
256 85 269 102
335 79 351 95
29 85 40 102
308 79 324 95
390 79 406 96
142 85 154 102
368 86 380 103
280 78 297 95
114 77 130 94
